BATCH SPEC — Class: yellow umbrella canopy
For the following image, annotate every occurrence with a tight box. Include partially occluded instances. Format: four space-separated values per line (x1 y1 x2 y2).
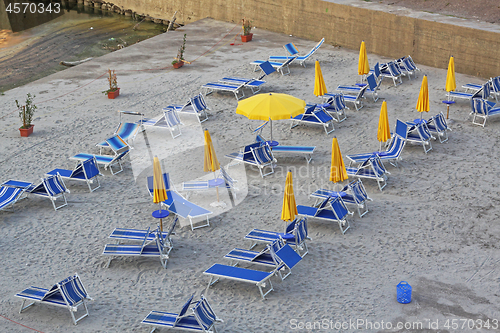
236 92 306 141
377 101 391 149
416 75 430 118
314 60 328 97
203 129 220 173
445 56 456 92
358 41 370 76
281 171 298 222
330 137 348 183
153 156 167 204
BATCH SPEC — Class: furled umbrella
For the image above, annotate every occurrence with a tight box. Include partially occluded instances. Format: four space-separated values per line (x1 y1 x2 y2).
377 101 391 151
445 56 456 119
203 129 221 202
236 92 306 142
330 137 348 184
281 170 298 229
416 75 429 120
314 60 328 97
358 40 370 81
153 156 168 231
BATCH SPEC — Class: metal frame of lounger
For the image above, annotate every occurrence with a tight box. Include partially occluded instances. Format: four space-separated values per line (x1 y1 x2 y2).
297 196 352 235
346 155 390 191
201 82 245 100
15 273 93 325
169 94 211 123
225 143 276 178
291 104 335 134
47 157 102 193
268 37 325 67
138 107 183 139
337 72 381 102
96 122 139 151
0 185 26 212
448 83 488 102
346 119 408 167
70 149 129 175
470 98 500 127
380 61 403 86
310 179 372 218
426 112 451 142
204 263 276 300
141 294 223 333
147 173 213 230
255 134 316 163
219 61 276 95
405 122 434 154
250 56 297 75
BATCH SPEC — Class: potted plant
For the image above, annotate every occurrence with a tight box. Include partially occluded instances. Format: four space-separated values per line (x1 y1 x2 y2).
172 34 187 69
241 18 253 42
16 93 37 137
103 69 120 99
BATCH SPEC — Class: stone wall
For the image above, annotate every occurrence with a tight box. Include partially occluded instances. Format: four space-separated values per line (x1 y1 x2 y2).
108 0 500 78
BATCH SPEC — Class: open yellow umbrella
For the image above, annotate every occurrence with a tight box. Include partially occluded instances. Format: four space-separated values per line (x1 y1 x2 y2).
377 101 390 151
416 75 429 120
203 129 221 201
358 41 370 79
330 137 348 184
153 156 168 231
281 171 298 226
445 56 456 92
314 60 328 97
236 92 306 141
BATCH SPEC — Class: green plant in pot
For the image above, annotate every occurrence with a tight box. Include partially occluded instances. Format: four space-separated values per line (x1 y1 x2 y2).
103 69 120 99
241 18 253 42
172 34 188 68
16 93 37 137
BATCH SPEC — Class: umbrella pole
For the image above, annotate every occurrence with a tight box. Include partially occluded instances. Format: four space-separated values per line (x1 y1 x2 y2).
270 119 273 142
379 141 382 152
214 171 220 202
158 203 163 232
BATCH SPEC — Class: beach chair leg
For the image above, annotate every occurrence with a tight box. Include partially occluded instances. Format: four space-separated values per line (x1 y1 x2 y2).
105 256 113 268
257 280 273 300
305 154 312 164
19 299 36 313
338 219 350 235
71 301 90 325
52 194 68 211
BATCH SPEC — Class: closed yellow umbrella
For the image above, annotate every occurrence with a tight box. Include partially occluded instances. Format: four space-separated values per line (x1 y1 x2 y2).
445 56 456 92
281 171 298 224
203 129 221 201
314 60 328 97
153 156 168 231
416 75 429 120
330 137 348 183
377 101 390 151
236 92 306 141
358 41 370 78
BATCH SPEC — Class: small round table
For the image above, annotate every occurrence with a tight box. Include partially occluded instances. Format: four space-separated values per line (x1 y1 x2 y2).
208 178 224 187
442 100 455 119
412 118 427 125
265 140 279 147
277 233 295 240
152 209 169 231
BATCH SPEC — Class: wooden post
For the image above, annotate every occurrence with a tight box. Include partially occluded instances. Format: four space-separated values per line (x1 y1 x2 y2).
167 11 177 32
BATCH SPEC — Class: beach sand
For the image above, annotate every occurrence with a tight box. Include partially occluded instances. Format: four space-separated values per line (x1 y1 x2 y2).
1 18 499 332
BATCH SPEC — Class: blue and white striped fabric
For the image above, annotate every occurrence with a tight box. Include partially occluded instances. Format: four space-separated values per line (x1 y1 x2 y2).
193 296 219 331
43 174 68 197
0 186 24 210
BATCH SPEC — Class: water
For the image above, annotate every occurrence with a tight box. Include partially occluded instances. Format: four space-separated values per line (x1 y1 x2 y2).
0 1 167 92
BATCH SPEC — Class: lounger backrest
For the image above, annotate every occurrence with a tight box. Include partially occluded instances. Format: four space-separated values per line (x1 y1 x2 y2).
316 197 330 213
174 294 195 325
304 104 316 115
350 180 369 205
0 186 23 209
314 109 333 123
329 196 349 220
105 135 129 154
255 135 266 144
388 62 401 76
295 217 308 244
417 123 432 141
243 143 261 161
395 119 409 139
366 73 378 91
334 94 347 111
82 157 100 180
491 76 500 93
57 274 90 306
251 145 274 165
192 296 218 330
285 218 298 234
43 174 67 196
259 61 276 78
69 161 85 179
471 98 484 115
115 122 139 142
434 113 448 131
220 167 235 189
164 108 182 127
314 38 325 51
284 43 299 56
109 149 130 165
386 135 405 157
373 62 381 79
370 156 387 177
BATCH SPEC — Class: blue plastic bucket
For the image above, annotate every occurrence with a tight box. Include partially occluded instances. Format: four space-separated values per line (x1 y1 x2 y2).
397 281 412 304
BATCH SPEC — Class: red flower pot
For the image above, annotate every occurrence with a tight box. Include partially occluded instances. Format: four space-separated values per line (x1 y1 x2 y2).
173 61 184 69
107 88 120 99
19 125 34 137
241 33 253 42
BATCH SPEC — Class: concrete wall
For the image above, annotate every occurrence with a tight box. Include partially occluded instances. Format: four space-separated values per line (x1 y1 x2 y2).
109 0 500 78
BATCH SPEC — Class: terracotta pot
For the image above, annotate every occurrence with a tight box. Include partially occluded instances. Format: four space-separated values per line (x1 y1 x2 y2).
19 125 34 137
173 61 184 69
107 88 120 99
241 33 253 42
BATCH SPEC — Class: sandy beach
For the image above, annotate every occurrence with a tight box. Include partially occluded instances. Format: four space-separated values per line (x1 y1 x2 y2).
1 18 500 332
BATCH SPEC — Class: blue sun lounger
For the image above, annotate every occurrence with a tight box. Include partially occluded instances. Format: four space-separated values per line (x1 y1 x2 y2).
141 294 223 333
254 133 316 164
70 149 129 175
297 196 352 234
2 175 70 211
201 82 245 100
219 61 276 94
319 94 347 122
291 104 335 134
448 82 489 102
426 112 451 142
0 186 25 212
380 61 403 86
96 122 140 151
137 107 183 139
147 173 212 230
336 72 381 102
249 56 297 75
168 94 211 123
46 157 102 192
224 238 302 281
470 97 500 127
182 167 238 199
346 155 390 191
405 121 434 154
225 143 277 178
268 38 325 67
15 273 93 325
